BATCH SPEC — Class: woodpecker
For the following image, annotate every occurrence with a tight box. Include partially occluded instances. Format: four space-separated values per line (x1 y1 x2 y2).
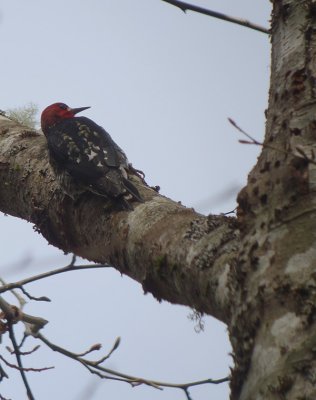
41 102 143 209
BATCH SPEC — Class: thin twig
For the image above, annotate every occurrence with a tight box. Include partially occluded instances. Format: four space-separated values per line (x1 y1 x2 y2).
228 117 316 165
69 254 76 266
93 337 121 365
0 263 111 294
36 332 229 393
19 286 50 302
228 118 261 144
18 312 48 332
0 295 48 332
0 278 26 309
0 364 9 380
75 343 102 357
6 344 40 356
18 334 28 350
0 354 53 373
0 297 17 321
161 0 269 34
81 363 151 387
183 387 193 400
7 325 35 400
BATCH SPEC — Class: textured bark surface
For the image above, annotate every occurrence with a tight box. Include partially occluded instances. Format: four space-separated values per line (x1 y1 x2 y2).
1 2 316 399
229 1 316 399
0 116 239 323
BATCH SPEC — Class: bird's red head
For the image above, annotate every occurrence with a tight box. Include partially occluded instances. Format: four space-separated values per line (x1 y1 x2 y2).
41 102 90 135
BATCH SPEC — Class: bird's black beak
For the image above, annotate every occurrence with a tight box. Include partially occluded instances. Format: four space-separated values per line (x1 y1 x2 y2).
69 106 91 115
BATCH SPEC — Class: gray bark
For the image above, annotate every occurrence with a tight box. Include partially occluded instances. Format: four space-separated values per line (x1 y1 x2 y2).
1 1 316 398
0 116 239 323
229 1 316 398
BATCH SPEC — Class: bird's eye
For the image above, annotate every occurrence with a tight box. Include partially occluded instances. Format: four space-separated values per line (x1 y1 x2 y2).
58 103 68 110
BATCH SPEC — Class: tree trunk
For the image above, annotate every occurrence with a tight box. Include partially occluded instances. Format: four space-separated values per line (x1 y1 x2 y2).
230 1 316 398
0 1 315 399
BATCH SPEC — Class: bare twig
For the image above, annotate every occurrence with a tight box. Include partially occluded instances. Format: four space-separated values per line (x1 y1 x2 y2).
0 297 18 321
161 0 269 34
75 343 102 358
6 344 40 356
93 337 121 365
19 286 50 302
0 364 9 380
18 333 28 349
81 363 149 387
0 278 26 309
0 297 51 400
0 253 229 399
36 332 229 395
0 262 110 294
228 118 262 144
0 295 48 332
228 117 316 165
0 353 53 373
69 254 76 266
7 325 35 400
18 312 48 332
183 387 193 400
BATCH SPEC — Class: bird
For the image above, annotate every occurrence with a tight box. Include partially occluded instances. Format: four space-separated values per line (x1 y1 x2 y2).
41 102 143 209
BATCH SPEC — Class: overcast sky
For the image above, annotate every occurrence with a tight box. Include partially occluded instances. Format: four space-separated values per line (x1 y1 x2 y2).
0 1 271 399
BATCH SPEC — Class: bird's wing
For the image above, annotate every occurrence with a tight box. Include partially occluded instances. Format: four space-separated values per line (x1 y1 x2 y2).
76 117 129 167
46 117 126 182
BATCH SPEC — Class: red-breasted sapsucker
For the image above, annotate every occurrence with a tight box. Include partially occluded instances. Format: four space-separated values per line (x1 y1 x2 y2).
41 102 143 209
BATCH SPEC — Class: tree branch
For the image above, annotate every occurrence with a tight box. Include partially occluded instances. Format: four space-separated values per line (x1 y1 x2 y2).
7 325 34 400
0 116 240 324
0 262 111 294
0 295 48 332
161 0 269 34
36 332 229 394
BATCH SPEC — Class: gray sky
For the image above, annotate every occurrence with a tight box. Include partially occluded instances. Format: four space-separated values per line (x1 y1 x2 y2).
0 1 271 399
